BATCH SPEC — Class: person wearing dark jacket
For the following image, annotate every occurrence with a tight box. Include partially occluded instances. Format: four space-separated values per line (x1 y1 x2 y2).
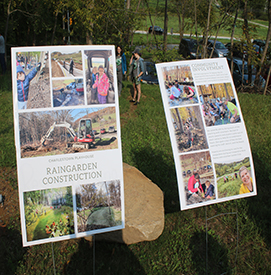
69 58 74 75
17 63 40 109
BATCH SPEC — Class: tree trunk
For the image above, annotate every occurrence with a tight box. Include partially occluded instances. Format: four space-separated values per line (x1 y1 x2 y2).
163 0 168 52
4 0 13 47
229 4 239 74
51 12 59 45
126 0 131 9
194 0 200 58
203 0 213 59
255 0 271 86
175 108 184 133
144 0 159 48
243 0 252 84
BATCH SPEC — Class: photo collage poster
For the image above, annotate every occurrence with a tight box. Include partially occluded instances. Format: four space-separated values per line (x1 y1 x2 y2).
12 45 124 246
156 58 256 210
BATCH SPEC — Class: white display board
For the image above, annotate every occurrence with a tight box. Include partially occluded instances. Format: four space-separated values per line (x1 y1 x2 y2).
156 58 256 210
12 45 124 246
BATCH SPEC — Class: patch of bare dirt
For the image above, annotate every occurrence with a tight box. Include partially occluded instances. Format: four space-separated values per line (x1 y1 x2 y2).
27 61 51 109
175 128 208 153
20 138 118 158
0 167 19 236
52 60 64 77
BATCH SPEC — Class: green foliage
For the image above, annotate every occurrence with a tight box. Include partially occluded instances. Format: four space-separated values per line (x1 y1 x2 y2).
150 48 183 63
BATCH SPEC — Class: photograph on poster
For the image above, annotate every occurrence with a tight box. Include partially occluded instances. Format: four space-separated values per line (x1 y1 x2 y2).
84 50 115 105
51 50 83 77
52 78 85 107
197 83 240 126
180 151 215 206
170 105 208 153
215 157 253 198
16 50 50 110
76 180 122 233
19 106 118 158
161 64 198 107
23 186 74 242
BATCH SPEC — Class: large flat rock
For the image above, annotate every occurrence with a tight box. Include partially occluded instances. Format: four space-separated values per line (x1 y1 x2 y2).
85 163 164 244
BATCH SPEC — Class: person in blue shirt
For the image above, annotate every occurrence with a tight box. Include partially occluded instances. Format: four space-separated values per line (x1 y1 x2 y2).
169 82 181 100
17 63 40 109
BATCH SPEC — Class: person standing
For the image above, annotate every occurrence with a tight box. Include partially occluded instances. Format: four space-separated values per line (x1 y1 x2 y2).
129 49 144 105
0 33 6 75
186 125 192 148
93 65 109 104
69 58 74 75
116 45 127 96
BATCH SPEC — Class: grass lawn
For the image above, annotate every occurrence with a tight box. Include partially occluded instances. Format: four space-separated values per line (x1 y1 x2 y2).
1 59 271 274
25 206 74 241
217 177 242 198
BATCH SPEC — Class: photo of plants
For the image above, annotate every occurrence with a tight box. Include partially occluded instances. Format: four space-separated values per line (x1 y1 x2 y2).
23 186 74 242
76 180 122 233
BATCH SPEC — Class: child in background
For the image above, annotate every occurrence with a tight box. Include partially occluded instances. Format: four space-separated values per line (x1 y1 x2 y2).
17 63 40 109
93 65 109 104
91 66 98 103
205 180 214 199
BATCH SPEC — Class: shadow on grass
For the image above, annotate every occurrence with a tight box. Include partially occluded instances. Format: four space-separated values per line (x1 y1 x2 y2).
0 226 26 275
65 237 146 275
246 152 271 246
189 231 230 275
131 146 180 214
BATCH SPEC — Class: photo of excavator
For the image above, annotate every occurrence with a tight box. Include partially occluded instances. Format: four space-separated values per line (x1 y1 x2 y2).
19 106 118 158
41 119 95 149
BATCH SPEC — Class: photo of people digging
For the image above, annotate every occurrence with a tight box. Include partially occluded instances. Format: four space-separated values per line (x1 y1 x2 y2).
180 151 215 206
16 51 50 109
19 106 118 158
85 50 115 105
162 64 198 107
52 78 85 107
170 105 208 153
198 83 241 126
23 186 74 242
76 180 122 233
